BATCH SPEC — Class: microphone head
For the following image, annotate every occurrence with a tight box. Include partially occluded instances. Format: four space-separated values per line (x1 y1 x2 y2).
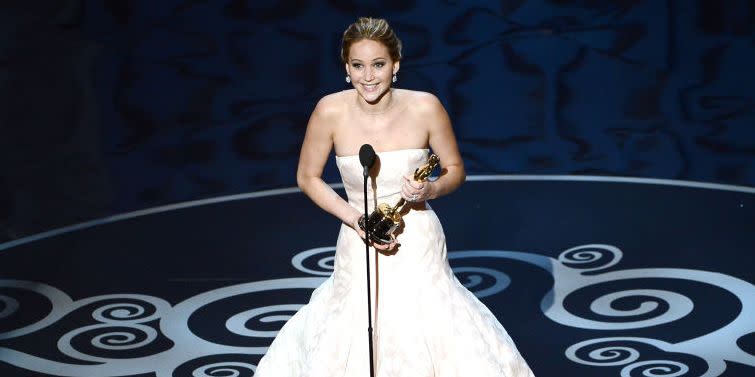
359 144 376 168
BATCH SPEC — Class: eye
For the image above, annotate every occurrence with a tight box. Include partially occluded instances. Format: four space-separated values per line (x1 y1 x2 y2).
351 63 363 69
374 62 385 68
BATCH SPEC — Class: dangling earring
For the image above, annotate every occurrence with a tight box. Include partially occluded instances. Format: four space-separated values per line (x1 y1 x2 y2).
392 74 397 83
346 75 351 84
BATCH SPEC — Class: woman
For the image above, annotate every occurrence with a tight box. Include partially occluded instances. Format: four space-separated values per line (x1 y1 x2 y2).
255 17 535 377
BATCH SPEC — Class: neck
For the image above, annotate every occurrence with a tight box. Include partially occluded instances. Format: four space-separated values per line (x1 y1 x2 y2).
356 89 394 115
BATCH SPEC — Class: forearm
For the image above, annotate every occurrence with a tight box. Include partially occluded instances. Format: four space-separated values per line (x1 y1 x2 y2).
298 175 362 225
427 163 465 200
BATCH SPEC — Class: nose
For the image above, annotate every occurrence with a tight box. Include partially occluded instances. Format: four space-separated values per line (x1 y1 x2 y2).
365 67 375 81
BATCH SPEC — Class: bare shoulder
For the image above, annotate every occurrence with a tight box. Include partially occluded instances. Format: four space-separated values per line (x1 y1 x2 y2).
313 90 350 118
307 91 351 141
397 89 449 129
398 89 446 116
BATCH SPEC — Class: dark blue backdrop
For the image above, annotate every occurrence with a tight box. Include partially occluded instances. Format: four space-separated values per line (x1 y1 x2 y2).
1 0 753 237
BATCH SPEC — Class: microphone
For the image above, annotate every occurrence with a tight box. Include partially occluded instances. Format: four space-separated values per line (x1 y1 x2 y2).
359 144 376 177
358 143 377 376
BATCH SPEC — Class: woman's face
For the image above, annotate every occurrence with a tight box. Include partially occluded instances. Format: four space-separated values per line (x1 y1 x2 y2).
345 39 399 104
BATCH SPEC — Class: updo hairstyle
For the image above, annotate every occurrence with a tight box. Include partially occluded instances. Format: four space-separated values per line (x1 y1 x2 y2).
340 17 402 63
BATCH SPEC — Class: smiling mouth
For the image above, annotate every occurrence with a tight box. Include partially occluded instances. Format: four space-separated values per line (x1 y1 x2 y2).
362 83 379 91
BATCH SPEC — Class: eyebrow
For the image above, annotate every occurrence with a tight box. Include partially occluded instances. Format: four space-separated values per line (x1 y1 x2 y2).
349 58 387 63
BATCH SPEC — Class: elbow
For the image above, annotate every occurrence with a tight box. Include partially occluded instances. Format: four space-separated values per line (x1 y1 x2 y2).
453 163 466 186
297 173 315 196
296 174 307 192
457 168 466 190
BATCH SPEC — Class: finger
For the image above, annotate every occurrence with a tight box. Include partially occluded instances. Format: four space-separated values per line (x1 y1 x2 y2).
401 187 415 201
353 221 366 239
403 175 422 189
413 189 425 200
416 184 429 198
374 242 389 250
354 222 366 239
403 180 420 193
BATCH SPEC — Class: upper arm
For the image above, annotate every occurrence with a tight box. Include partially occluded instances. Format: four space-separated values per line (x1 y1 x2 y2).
297 98 335 183
422 94 464 176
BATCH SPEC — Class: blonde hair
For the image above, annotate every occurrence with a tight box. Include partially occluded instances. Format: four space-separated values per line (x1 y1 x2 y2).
341 17 402 63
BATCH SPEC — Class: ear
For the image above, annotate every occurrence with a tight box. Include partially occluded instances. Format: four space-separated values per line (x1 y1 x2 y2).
345 62 350 75
393 60 400 75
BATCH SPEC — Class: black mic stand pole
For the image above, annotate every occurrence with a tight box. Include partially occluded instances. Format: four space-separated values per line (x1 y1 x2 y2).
362 165 376 377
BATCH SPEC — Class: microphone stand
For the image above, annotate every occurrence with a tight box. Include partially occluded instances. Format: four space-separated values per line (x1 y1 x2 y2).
362 165 376 377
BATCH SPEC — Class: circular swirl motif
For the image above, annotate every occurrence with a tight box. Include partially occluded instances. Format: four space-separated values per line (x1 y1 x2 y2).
589 289 694 324
566 338 696 376
59 323 158 362
0 294 20 319
93 302 156 323
0 280 75 341
226 304 304 338
90 328 157 350
192 362 256 377
451 267 511 298
291 247 336 276
567 341 641 366
559 244 622 272
621 360 690 377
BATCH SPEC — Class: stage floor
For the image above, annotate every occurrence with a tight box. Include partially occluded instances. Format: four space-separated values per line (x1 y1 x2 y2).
1 176 754 376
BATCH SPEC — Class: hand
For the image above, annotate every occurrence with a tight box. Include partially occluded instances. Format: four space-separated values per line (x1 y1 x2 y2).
350 213 366 239
350 214 399 251
372 236 398 251
401 175 432 202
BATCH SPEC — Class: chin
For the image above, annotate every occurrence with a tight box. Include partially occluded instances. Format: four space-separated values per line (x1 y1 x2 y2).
359 87 388 103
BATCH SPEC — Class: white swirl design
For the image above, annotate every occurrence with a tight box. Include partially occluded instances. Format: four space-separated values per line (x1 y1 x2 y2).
58 323 159 361
0 280 75 341
0 294 19 319
589 289 694 325
93 302 157 323
0 245 752 376
621 360 689 377
291 246 337 276
543 250 742 330
226 304 304 338
91 331 145 350
587 347 640 366
566 338 643 366
192 362 256 377
451 267 511 298
566 336 728 377
558 244 622 272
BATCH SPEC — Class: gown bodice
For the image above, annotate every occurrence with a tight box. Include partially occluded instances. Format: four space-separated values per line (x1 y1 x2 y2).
336 148 430 209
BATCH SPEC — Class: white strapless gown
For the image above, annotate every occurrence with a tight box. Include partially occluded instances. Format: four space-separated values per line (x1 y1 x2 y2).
255 149 535 377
